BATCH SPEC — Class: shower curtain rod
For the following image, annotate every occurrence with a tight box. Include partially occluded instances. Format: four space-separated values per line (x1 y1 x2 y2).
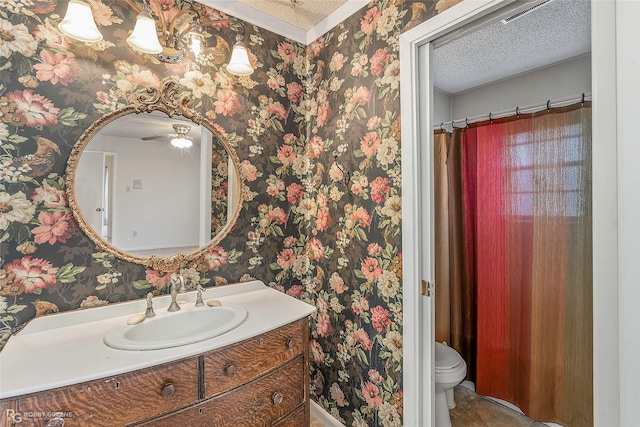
434 92 592 131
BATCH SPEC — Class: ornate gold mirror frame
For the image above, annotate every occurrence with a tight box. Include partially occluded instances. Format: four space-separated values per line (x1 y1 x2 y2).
65 77 243 272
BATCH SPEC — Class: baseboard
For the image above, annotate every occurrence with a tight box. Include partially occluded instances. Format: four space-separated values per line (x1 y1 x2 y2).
310 401 345 426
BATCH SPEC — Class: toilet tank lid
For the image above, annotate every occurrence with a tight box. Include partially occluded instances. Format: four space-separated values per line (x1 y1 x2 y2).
435 342 463 370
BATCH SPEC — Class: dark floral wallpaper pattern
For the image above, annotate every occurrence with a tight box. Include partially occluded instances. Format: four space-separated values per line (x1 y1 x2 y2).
0 0 460 425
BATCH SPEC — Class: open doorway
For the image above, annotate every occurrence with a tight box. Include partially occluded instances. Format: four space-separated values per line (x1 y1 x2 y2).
400 0 621 425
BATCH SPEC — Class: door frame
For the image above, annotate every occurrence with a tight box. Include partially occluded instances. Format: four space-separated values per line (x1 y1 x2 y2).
399 1 623 425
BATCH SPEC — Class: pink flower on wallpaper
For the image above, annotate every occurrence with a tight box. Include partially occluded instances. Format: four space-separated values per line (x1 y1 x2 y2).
307 135 325 158
286 183 303 204
151 0 180 21
267 207 287 225
268 101 287 120
351 86 371 106
277 145 297 165
360 131 382 156
306 37 325 60
145 270 172 288
214 90 241 117
310 339 325 364
277 248 296 270
316 104 332 127
34 50 82 86
362 381 383 408
32 211 75 245
86 0 119 26
329 272 345 294
371 305 392 333
286 284 303 298
368 369 384 383
31 185 67 209
361 257 382 282
204 246 228 270
286 82 303 103
370 177 391 203
367 116 382 131
361 6 382 34
352 207 371 228
33 22 70 51
330 383 347 407
370 47 391 76
329 52 345 72
283 236 297 247
353 328 372 351
352 296 369 315
367 243 383 256
316 314 332 337
315 209 331 232
268 73 285 90
266 179 284 196
240 160 258 181
6 256 58 294
277 41 297 63
306 237 325 260
7 90 59 127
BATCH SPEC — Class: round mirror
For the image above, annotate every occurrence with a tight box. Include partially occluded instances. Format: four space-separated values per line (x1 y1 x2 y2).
65 78 242 272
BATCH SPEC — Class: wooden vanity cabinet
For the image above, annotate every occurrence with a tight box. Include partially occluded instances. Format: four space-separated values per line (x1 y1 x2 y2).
0 318 310 427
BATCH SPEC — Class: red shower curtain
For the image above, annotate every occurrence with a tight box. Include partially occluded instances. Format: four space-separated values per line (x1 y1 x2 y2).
436 103 593 426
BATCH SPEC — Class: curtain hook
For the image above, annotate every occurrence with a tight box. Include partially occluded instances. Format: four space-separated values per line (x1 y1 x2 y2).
516 106 520 118
581 92 585 105
465 117 469 127
489 112 493 123
546 100 551 111
450 120 455 129
440 122 444 131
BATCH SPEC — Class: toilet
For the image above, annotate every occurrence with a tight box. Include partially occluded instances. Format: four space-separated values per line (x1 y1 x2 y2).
434 342 467 427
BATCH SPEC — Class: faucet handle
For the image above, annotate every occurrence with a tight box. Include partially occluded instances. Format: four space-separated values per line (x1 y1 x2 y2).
195 285 204 307
145 292 156 318
171 273 187 293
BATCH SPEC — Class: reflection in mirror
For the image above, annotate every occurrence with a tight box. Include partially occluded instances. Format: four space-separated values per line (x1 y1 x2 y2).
66 77 242 272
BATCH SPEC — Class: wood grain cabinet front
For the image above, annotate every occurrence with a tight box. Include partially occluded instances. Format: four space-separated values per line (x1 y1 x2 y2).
139 357 305 427
0 318 310 427
0 357 199 427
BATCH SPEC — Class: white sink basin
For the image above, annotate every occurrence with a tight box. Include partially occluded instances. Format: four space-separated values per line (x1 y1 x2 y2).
103 304 248 350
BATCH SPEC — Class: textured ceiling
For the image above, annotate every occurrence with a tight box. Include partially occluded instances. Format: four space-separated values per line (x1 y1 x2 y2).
432 0 591 94
237 0 348 31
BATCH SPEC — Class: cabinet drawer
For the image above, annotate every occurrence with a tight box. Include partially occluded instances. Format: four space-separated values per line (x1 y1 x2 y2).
273 405 307 427
203 318 305 398
143 356 305 427
0 357 199 427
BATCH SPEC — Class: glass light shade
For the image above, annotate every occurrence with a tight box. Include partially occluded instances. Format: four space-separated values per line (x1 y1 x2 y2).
170 137 192 149
190 32 203 58
58 0 103 43
226 43 254 76
127 12 162 55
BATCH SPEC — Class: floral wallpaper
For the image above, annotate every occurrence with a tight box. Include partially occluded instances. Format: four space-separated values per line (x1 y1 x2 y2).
0 0 460 425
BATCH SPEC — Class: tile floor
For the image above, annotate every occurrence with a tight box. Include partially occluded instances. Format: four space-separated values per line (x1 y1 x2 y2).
310 385 548 426
451 385 548 427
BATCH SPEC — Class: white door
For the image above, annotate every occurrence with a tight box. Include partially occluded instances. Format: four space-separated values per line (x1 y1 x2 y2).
75 151 105 237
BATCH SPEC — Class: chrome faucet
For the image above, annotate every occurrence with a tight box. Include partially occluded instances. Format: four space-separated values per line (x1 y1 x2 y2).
167 274 184 312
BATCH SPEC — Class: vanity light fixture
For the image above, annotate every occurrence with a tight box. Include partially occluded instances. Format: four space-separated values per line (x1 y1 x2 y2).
59 0 208 64
226 23 254 76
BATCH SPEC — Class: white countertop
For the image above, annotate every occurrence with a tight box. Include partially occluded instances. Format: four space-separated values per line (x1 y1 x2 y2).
0 280 316 399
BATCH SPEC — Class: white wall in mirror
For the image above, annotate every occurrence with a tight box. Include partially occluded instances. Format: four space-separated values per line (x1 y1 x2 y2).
78 133 202 254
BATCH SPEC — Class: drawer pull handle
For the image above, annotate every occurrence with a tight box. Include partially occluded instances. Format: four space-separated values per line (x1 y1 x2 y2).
286 339 296 349
272 391 284 405
162 383 176 398
224 364 237 376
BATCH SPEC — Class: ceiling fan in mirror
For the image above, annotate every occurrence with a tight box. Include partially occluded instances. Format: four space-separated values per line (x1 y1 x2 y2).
142 123 193 148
